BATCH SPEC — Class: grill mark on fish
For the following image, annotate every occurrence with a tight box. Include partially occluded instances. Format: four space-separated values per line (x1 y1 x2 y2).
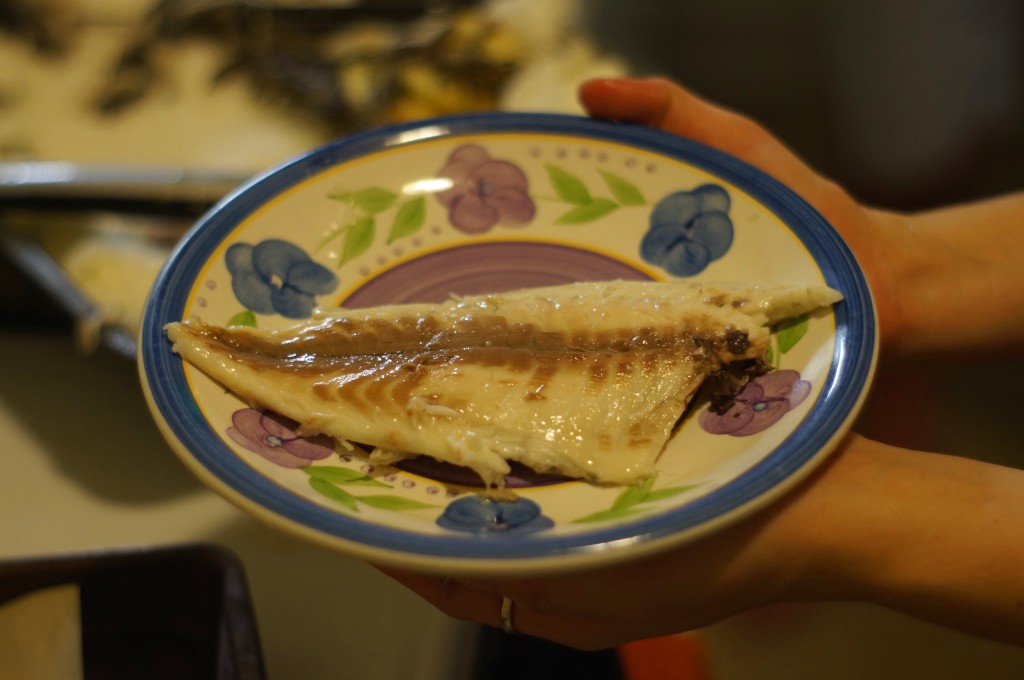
628 421 655 448
615 359 635 383
389 362 426 408
311 381 335 403
526 362 558 401
371 360 438 418
632 327 656 348
179 305 756 447
362 363 395 408
588 359 610 389
188 323 737 427
641 351 659 375
331 367 381 414
505 350 534 373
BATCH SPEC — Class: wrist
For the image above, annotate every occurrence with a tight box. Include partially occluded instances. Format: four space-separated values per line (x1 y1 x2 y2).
763 435 1024 645
749 435 938 605
883 193 1024 358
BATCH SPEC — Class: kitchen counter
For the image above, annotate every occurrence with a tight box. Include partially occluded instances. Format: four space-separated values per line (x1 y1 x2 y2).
0 330 478 680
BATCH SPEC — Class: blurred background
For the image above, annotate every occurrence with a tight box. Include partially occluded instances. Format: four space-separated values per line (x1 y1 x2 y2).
3 0 1023 335
586 0 1024 210
1 1 1022 678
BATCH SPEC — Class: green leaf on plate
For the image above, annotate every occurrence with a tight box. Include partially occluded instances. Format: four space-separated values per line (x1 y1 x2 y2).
355 495 437 511
572 506 647 524
555 198 618 225
573 479 702 524
611 478 655 511
308 477 359 511
315 224 345 253
304 466 391 488
387 196 426 243
326 190 355 206
226 309 257 328
599 170 645 206
545 165 592 205
339 216 375 266
641 483 702 504
331 187 398 214
775 314 810 354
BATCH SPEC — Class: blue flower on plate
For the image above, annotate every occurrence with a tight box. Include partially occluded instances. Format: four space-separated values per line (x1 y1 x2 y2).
226 239 339 319
437 495 554 535
640 183 734 276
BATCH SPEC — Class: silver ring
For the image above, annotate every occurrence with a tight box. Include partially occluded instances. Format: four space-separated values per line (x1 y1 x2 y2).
500 596 516 635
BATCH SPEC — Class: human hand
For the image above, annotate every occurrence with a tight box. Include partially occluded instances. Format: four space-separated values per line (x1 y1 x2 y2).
378 434 881 651
380 432 1024 650
378 78 1024 650
577 77 907 359
579 77 1024 359
379 453 816 651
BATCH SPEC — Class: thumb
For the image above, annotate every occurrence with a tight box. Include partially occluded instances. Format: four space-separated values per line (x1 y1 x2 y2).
578 77 848 214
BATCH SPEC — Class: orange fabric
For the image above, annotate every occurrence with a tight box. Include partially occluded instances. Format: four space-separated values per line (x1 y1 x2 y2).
617 633 712 680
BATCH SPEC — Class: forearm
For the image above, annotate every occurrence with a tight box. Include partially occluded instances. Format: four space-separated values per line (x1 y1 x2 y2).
881 192 1024 358
777 435 1024 645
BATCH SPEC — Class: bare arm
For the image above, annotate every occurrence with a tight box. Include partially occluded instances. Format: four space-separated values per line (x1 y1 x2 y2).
891 193 1024 357
383 434 1024 649
781 436 1024 647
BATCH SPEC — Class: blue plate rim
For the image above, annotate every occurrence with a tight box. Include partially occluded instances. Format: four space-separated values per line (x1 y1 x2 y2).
139 111 876 567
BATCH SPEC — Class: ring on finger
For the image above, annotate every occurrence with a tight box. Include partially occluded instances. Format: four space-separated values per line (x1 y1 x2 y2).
500 596 517 635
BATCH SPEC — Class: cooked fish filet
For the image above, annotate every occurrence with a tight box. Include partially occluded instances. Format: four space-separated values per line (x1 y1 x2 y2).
166 280 842 487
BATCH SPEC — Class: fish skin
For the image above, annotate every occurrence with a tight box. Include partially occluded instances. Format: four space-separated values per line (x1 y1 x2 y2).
166 280 841 487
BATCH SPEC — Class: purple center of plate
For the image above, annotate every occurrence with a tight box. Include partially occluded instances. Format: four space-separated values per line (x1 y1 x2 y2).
341 240 652 306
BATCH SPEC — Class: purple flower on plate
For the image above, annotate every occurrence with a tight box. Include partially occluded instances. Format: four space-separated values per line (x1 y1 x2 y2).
699 369 811 437
226 239 338 319
227 408 334 468
641 183 734 276
437 495 553 535
435 144 535 234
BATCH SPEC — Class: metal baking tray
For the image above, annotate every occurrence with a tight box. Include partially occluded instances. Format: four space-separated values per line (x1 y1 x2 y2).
0 162 246 357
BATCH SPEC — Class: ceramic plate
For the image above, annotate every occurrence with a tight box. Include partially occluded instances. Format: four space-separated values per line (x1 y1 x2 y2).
139 113 876 575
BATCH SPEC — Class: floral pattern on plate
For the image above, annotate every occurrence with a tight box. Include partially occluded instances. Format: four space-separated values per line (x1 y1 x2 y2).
206 139 814 534
140 113 874 573
226 239 338 319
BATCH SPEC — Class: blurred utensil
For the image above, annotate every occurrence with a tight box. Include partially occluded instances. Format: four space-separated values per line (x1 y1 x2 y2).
0 161 240 357
0 161 250 215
